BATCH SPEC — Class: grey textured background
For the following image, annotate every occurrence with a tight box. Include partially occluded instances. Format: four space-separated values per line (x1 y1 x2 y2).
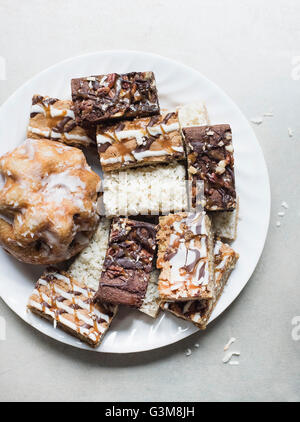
0 0 299 402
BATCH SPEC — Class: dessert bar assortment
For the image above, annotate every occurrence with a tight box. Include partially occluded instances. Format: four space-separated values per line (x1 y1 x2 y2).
0 69 240 348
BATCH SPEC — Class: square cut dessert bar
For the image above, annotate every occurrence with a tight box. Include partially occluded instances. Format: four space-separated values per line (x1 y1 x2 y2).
139 269 161 318
177 102 210 128
94 218 157 308
162 240 239 329
183 124 236 211
27 95 95 148
156 212 215 302
28 269 117 347
71 72 160 127
97 111 185 172
210 197 239 242
69 218 111 291
102 162 188 217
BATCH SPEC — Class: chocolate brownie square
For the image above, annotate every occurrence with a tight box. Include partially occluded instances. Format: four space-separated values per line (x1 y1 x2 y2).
71 72 160 127
183 124 236 211
94 218 157 307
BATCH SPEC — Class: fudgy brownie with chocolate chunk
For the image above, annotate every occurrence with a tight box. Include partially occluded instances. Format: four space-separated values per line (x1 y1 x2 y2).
71 72 160 127
183 124 236 211
94 218 157 307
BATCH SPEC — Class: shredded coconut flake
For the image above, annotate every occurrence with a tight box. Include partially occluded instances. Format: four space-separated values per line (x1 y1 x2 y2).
222 351 240 364
224 337 236 351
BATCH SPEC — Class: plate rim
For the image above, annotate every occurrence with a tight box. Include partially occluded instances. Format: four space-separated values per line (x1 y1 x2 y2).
0 49 271 353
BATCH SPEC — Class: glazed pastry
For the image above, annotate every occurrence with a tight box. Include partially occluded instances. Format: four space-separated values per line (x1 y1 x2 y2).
0 138 100 264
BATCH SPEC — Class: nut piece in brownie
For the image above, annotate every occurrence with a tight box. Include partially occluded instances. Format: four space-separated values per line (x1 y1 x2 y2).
71 72 160 127
94 218 157 308
183 124 236 211
28 269 117 347
157 212 215 302
162 240 239 329
28 95 95 148
97 111 184 172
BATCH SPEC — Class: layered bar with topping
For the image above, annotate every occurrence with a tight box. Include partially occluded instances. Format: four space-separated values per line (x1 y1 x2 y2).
97 111 184 172
71 72 160 127
28 269 117 347
94 218 157 308
183 124 236 211
27 95 95 148
102 162 188 217
210 197 239 241
162 240 239 328
156 212 215 302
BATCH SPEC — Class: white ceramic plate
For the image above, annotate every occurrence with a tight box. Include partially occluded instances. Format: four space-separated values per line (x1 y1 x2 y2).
0 50 270 353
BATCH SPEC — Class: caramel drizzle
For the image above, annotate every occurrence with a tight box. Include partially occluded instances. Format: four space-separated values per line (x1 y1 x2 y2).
100 113 180 163
35 273 109 343
30 97 79 140
166 215 207 289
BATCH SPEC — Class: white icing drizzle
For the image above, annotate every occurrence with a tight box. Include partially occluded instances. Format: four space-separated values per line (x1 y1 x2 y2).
30 272 115 342
50 106 75 119
97 134 113 145
28 126 51 138
116 129 145 145
147 122 179 137
100 155 134 165
43 172 86 193
51 131 62 139
98 121 180 147
214 240 222 255
162 213 210 297
64 133 90 142
132 149 169 161
171 146 184 153
31 104 46 116
22 138 39 160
